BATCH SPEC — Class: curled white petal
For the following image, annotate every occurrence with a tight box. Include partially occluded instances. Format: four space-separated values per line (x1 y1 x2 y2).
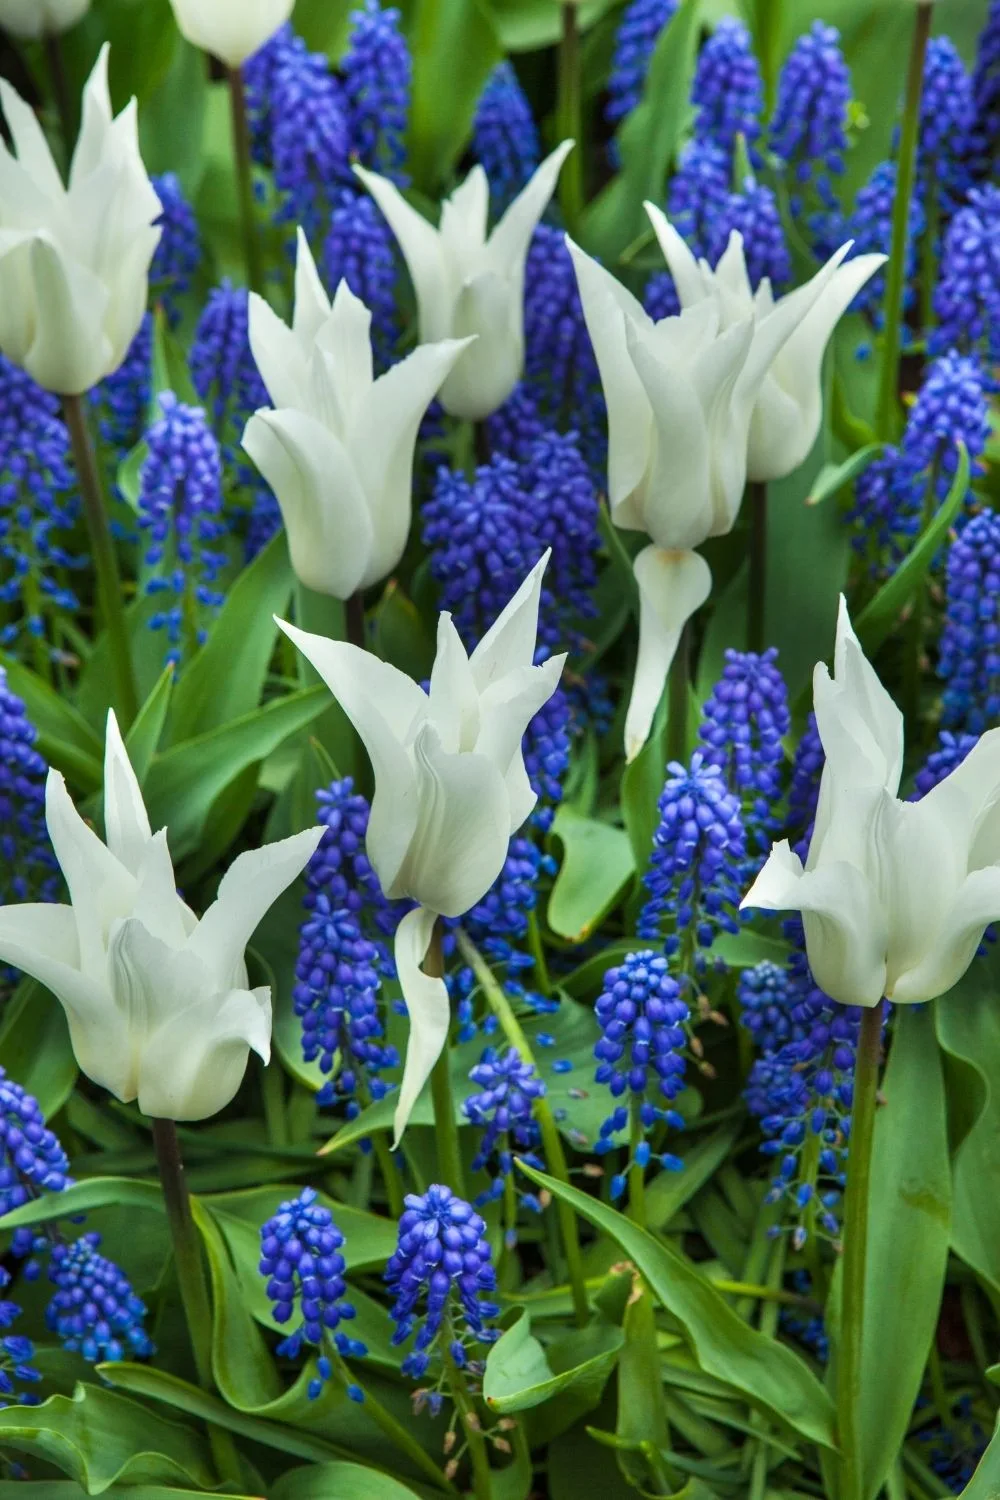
625 547 712 762
393 906 451 1146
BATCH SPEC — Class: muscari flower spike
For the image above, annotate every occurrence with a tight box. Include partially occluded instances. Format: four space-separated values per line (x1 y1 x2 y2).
919 36 975 207
386 1185 500 1382
138 393 227 666
711 179 791 292
939 509 1000 736
690 17 763 152
46 1232 154 1363
932 185 1000 362
95 314 152 456
464 1046 545 1233
260 1187 366 1400
271 33 351 238
664 136 730 260
969 0 1000 180
0 1268 41 1410
0 669 59 909
472 61 540 213
787 711 824 859
191 281 270 470
593 951 689 1198
606 0 678 133
324 189 399 370
699 647 790 854
914 731 980 799
0 1063 71 1269
769 21 850 210
847 161 925 333
150 171 201 324
342 0 411 183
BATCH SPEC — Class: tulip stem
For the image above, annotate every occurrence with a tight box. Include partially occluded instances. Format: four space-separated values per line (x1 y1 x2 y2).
627 1095 647 1230
63 394 139 728
150 1118 243 1486
426 922 466 1197
227 66 264 295
345 591 367 650
747 480 768 653
875 1 932 441
456 928 590 1329
666 625 690 765
557 2 584 235
44 31 74 163
837 999 886 1500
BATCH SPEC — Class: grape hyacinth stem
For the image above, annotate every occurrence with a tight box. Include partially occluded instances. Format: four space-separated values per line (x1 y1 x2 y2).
63 394 139 727
357 1074 406 1220
837 1000 886 1500
227 66 264 295
426 922 466 1198
627 1094 647 1229
327 1344 460 1494
747 480 768 653
456 929 590 1328
443 1314 493 1500
151 1118 242 1485
875 2 933 440
557 2 584 234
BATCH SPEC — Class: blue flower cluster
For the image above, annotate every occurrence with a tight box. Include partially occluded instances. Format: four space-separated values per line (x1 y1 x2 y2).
846 161 925 326
0 670 58 908
0 1269 41 1409
341 0 411 183
0 1064 71 1267
0 356 81 649
46 1233 154 1363
95 315 153 455
464 1047 545 1228
716 180 791 291
933 186 1000 361
699 648 790 852
191 281 270 469
593 951 688 1195
970 0 1000 180
690 18 762 151
914 730 979 798
324 190 399 369
138 393 227 665
150 172 201 324
787 712 823 859
472 62 540 211
769 22 850 214
665 137 729 262
939 509 1000 734
606 0 678 133
260 1187 365 1400
743 949 863 1246
919 38 974 208
638 753 746 960
385 1185 499 1380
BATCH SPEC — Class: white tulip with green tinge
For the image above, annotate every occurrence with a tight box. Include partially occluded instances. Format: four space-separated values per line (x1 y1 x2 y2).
167 0 293 66
0 0 89 37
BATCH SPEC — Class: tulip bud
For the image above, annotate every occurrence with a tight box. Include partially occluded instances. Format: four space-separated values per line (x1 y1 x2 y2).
743 597 1000 1007
167 0 294 67
277 553 566 1141
0 713 324 1120
243 231 472 598
0 47 162 395
355 142 574 420
0 0 89 37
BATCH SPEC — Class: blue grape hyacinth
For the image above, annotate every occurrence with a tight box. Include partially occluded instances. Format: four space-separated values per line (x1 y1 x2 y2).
919 37 974 207
606 0 678 132
970 0 1000 180
666 137 730 260
710 180 791 291
342 0 411 182
0 1064 71 1270
699 649 790 852
787 712 824 859
260 1187 365 1400
472 62 540 211
46 1233 154 1363
914 731 979 798
386 1185 500 1380
0 1269 41 1409
521 227 605 470
847 161 925 327
933 186 1000 361
95 314 152 456
939 509 1000 735
690 18 763 151
150 172 201 324
465 1047 545 1232
191 281 270 470
324 190 399 369
0 670 58 908
769 22 850 210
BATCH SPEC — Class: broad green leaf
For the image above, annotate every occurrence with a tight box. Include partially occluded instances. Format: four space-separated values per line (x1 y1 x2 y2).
0 1488 254 1500
0 654 104 790
125 664 175 783
850 1005 952 1500
139 36 209 193
806 444 884 507
616 1287 671 1490
0 982 77 1119
644 1119 744 1232
620 699 668 883
146 686 328 858
582 0 702 259
401 0 503 189
483 0 617 50
955 1419 1000 1500
548 1418 637 1500
517 1164 837 1450
548 806 635 941
0 1383 215 1493
484 1311 623 1415
167 530 294 744
271 1464 423 1500
0 1177 164 1233
373 580 436 683
856 442 970 655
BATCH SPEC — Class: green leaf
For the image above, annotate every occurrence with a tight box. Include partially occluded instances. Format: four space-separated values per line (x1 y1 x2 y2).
616 1287 671 1490
402 0 503 189
851 1005 952 1500
548 806 635 941
167 530 294 745
0 982 77 1119
126 664 175 784
482 0 617 50
644 1119 744 1232
0 655 104 790
806 444 884 507
582 0 702 260
619 701 668 882
954 1419 1000 1500
516 1164 837 1451
146 686 329 858
0 1489 255 1500
373 580 436 683
0 1384 215 1493
484 1311 623 1415
0 1177 164 1233
855 441 971 655
271 1464 423 1500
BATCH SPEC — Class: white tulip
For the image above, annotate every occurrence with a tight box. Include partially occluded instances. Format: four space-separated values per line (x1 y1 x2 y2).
167 0 293 67
0 0 89 38
243 232 472 598
648 210 885 482
569 213 859 760
0 46 161 395
0 713 323 1120
355 142 574 420
277 553 566 1140
743 597 1000 1008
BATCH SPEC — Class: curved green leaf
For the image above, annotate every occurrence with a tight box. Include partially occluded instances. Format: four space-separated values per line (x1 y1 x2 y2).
484 1311 622 1414
516 1164 836 1451
0 1177 164 1232
548 807 635 942
271 1464 422 1500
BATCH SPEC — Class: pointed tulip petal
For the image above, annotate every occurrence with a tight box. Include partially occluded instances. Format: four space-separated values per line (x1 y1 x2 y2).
292 226 333 345
470 549 550 689
643 203 704 307
891 867 1000 1003
487 140 574 281
354 164 453 341
393 906 450 1146
103 709 153 876
625 547 711 762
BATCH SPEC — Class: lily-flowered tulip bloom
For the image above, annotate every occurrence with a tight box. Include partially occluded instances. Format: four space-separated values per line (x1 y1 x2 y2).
355 141 574 420
569 212 860 760
0 0 89 37
277 553 566 1141
649 210 885 482
0 714 323 1120
743 598 1000 1007
243 231 471 598
0 47 161 396
167 0 293 67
